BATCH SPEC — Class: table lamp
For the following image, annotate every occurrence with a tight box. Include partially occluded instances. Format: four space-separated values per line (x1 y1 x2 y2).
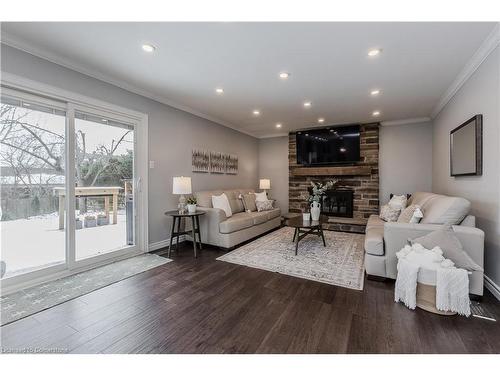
259 179 271 195
173 176 192 213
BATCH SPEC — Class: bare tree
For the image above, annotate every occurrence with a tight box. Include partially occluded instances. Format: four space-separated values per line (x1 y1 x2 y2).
1 104 131 216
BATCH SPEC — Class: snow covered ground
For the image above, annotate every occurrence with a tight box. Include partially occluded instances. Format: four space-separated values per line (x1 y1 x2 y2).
1 211 129 278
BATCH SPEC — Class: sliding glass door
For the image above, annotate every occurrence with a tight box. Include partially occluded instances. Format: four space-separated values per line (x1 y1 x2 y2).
73 110 136 261
1 91 67 278
0 84 146 288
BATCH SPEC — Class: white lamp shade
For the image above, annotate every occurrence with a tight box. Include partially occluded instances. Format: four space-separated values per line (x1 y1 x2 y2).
259 179 271 190
172 176 192 195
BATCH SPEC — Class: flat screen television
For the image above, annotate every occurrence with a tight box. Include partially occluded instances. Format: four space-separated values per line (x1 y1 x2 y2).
296 125 361 165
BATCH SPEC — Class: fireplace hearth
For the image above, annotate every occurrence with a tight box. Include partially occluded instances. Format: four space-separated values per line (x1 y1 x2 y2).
320 189 354 218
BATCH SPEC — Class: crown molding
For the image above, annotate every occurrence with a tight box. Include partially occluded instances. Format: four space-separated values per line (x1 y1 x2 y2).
380 117 431 127
431 23 500 119
0 33 258 139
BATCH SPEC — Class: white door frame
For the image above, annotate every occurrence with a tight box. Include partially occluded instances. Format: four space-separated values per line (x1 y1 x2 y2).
0 73 149 295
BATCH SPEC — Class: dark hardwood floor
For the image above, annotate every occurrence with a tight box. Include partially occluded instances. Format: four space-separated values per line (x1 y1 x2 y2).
1 239 499 354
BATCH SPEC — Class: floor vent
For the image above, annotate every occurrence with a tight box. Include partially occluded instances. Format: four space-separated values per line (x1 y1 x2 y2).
470 301 497 321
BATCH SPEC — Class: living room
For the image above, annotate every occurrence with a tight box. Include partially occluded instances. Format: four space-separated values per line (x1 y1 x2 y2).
1 1 500 372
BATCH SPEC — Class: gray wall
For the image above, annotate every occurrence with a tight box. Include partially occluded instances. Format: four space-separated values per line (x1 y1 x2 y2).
379 122 433 204
0 44 259 246
258 137 289 214
432 46 500 287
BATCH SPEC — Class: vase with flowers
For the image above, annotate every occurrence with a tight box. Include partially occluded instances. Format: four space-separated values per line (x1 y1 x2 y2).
308 180 338 220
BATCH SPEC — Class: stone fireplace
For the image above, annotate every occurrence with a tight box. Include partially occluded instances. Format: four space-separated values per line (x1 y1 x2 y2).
289 123 379 233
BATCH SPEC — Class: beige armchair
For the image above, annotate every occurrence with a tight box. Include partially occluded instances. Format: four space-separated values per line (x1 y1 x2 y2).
364 192 485 296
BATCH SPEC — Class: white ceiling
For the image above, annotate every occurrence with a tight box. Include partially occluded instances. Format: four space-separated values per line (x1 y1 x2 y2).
1 22 497 138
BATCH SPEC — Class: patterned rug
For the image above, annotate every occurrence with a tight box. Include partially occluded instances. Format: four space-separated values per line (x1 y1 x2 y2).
217 227 365 290
1 254 171 326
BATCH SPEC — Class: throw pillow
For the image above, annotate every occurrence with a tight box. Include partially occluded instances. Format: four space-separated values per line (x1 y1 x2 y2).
379 204 401 222
256 199 273 212
254 191 267 202
410 226 483 272
397 204 424 224
388 194 408 210
241 193 257 212
212 193 232 217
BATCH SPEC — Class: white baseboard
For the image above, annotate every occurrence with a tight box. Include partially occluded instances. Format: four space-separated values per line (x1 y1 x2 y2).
484 275 500 301
148 236 186 252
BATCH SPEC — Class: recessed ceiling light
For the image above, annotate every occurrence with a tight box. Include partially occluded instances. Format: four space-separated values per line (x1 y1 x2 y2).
303 101 312 108
318 118 325 123
368 48 381 57
22 102 31 107
279 72 290 79
276 123 282 128
372 111 381 117
370 89 380 96
142 44 156 53
215 87 224 94
252 110 261 116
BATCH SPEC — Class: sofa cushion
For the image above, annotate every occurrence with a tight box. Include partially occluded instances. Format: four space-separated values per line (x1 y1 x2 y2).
365 226 384 256
238 188 255 195
410 226 483 272
256 199 274 212
397 204 424 224
388 194 408 210
420 195 471 225
212 193 232 218
379 204 401 222
408 192 437 207
267 207 281 220
241 193 257 212
247 211 269 225
195 190 222 208
254 191 268 202
195 188 253 208
223 190 244 214
219 213 254 234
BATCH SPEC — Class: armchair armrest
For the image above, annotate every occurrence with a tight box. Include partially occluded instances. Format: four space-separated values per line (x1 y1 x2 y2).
383 222 484 279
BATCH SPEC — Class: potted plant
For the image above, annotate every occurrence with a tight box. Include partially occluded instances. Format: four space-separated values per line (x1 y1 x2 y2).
186 196 197 214
308 180 338 220
97 213 109 226
75 217 83 230
84 214 97 228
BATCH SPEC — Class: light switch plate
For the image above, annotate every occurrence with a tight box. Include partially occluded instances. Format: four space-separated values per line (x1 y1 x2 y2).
149 160 155 169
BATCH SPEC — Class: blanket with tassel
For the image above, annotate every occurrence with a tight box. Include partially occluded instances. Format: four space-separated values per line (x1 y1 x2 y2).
394 243 471 316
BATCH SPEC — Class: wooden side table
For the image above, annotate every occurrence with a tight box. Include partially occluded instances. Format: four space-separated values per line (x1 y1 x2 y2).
164 210 205 258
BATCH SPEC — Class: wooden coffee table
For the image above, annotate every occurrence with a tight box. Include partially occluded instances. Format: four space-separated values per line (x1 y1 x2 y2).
286 215 328 255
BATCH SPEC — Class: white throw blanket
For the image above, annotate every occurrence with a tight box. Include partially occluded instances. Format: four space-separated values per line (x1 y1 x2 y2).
394 244 471 316
395 258 419 309
436 267 471 316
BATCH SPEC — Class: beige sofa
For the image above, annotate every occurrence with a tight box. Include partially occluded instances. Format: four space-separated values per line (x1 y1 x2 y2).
190 188 281 249
364 192 485 296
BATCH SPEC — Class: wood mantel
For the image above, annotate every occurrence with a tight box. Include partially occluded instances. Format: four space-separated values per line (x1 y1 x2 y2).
290 165 372 177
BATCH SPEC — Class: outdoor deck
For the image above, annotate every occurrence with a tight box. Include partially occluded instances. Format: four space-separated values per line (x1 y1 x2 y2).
1 211 128 278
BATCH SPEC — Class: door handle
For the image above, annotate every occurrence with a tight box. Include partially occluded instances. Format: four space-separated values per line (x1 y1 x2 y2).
136 177 142 193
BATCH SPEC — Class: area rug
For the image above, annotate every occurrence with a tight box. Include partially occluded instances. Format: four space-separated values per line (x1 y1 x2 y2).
1 254 171 326
217 227 365 290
